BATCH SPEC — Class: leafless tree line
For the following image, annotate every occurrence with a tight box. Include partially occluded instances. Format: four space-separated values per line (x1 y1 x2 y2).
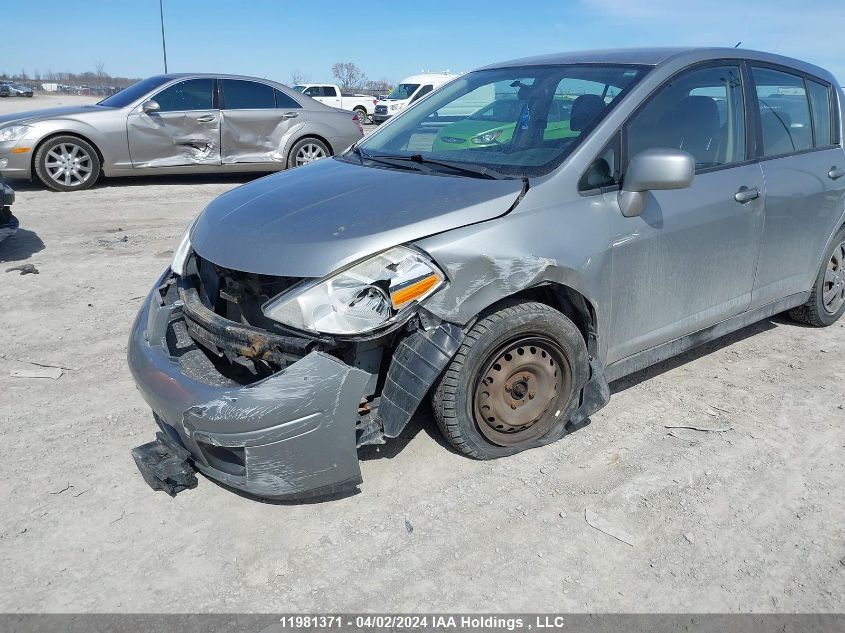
0 63 141 88
290 62 393 93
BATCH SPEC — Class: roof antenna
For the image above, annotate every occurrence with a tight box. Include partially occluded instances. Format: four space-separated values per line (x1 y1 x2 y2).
734 41 741 48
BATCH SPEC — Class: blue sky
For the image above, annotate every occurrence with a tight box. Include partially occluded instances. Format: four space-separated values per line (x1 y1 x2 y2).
4 0 844 84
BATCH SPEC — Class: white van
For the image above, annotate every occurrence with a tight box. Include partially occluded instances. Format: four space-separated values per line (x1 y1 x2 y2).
372 72 458 123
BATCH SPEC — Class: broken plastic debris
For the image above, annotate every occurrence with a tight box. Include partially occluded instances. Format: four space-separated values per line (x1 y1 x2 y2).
5 263 38 275
10 367 63 379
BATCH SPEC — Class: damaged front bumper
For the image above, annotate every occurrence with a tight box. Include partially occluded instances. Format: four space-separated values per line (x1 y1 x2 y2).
128 272 376 500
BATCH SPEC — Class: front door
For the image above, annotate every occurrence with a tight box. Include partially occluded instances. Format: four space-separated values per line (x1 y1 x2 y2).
127 77 221 168
606 63 765 364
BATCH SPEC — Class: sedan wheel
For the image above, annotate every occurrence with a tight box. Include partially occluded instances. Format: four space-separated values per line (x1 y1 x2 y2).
295 142 327 166
34 135 101 192
45 143 94 188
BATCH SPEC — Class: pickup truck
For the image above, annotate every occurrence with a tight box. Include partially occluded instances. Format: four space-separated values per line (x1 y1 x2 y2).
292 84 376 122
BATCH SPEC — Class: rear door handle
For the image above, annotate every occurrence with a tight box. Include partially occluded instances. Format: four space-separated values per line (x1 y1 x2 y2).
195 114 216 123
734 186 760 203
828 167 845 180
282 111 299 119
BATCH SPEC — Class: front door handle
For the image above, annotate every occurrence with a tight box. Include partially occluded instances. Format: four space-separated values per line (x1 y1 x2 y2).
734 186 760 203
828 167 845 180
195 114 216 123
282 111 299 119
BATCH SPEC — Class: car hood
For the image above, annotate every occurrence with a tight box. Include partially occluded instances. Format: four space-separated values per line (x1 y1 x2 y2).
191 157 524 278
0 105 108 126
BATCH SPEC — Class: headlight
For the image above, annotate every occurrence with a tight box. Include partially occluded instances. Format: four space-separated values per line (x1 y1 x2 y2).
0 125 31 142
471 129 503 145
170 216 198 277
263 246 445 336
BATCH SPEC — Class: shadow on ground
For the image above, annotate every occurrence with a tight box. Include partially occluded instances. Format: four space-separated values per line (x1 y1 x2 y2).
0 228 45 263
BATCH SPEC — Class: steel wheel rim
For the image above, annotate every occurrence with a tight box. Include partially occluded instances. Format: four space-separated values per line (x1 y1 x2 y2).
822 240 845 314
295 143 326 166
45 142 93 187
473 336 571 447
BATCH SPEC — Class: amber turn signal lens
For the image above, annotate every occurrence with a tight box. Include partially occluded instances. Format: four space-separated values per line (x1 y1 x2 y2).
389 273 440 309
11 147 30 154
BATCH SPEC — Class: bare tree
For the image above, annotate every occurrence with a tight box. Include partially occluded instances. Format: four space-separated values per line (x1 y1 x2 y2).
365 78 393 92
19 69 28 80
331 62 366 90
95 60 106 84
290 70 311 86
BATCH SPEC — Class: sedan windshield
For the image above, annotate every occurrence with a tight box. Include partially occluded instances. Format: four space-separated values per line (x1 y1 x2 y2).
386 83 420 100
97 75 172 108
356 65 648 178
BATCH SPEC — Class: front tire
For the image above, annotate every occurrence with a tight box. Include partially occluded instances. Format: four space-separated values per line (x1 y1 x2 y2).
34 135 101 192
432 300 588 459
788 226 845 327
287 137 330 169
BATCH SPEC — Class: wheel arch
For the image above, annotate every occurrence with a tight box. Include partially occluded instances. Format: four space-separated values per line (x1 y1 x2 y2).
31 131 105 175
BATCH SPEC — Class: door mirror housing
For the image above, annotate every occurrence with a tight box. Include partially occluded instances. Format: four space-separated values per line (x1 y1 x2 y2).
618 148 695 217
141 99 160 114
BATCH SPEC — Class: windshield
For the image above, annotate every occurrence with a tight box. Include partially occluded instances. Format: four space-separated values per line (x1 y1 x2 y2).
356 65 648 178
386 83 420 100
292 85 306 92
97 75 172 108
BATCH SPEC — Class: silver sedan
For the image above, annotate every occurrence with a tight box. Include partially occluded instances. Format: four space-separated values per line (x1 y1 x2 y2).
0 74 364 191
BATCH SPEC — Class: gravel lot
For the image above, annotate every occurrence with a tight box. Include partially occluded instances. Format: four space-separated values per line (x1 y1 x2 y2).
1 95 843 613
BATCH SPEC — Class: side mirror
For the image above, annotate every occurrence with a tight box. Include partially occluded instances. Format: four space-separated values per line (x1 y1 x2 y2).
618 148 695 217
141 99 160 114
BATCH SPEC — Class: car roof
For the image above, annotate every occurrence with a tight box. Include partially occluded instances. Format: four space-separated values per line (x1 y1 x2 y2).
399 73 459 84
150 72 287 85
480 47 834 80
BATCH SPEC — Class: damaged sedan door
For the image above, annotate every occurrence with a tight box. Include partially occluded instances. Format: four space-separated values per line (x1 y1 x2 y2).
127 77 221 168
218 78 304 165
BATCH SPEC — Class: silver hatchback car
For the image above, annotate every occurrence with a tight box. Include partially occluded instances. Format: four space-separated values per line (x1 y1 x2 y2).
0 74 363 191
129 48 845 500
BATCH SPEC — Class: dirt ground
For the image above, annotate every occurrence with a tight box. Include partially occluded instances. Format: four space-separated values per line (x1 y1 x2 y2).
0 95 843 613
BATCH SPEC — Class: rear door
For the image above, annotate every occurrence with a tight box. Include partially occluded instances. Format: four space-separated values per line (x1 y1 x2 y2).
748 66 845 308
606 63 766 364
127 78 220 167
219 79 303 165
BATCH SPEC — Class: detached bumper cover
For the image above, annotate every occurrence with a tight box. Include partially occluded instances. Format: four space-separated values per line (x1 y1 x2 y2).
128 274 374 499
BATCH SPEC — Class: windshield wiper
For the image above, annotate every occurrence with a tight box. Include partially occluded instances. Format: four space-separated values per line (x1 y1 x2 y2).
366 153 508 180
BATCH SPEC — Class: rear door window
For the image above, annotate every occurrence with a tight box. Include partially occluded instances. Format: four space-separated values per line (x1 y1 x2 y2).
807 80 833 147
220 79 275 110
153 78 215 112
323 86 338 97
752 67 813 156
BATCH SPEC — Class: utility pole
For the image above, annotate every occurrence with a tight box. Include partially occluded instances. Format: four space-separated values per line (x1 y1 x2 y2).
159 0 169 73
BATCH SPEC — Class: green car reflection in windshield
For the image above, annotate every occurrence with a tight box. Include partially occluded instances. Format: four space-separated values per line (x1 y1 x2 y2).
432 97 578 152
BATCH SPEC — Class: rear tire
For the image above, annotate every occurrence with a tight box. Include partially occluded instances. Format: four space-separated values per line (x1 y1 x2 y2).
432 300 588 460
287 137 330 169
34 135 100 192
788 226 845 327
